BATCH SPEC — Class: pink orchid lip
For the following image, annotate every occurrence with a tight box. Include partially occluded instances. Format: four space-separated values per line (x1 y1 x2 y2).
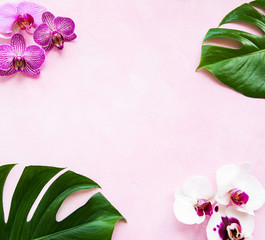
194 199 213 217
217 216 244 240
13 56 26 71
51 31 64 50
227 223 242 240
17 13 34 30
230 189 249 206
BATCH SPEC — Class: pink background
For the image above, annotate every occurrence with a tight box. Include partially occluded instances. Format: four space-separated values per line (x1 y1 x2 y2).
1 0 265 239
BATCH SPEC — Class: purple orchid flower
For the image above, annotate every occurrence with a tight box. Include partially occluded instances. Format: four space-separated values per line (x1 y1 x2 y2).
0 1 46 38
0 33 45 76
33 12 77 51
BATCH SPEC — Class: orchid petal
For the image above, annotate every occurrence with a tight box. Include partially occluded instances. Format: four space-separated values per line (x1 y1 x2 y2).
23 45 45 70
0 45 15 70
25 26 36 34
42 11 55 30
182 176 213 200
33 23 52 46
234 174 265 212
17 1 46 27
54 17 75 36
215 193 230 206
225 207 254 237
43 42 53 51
206 206 254 240
12 22 21 34
23 63 40 76
0 3 17 33
0 32 13 39
234 205 254 216
206 207 222 240
216 163 265 214
63 33 77 41
11 34 26 56
216 164 240 196
0 67 16 76
174 190 204 225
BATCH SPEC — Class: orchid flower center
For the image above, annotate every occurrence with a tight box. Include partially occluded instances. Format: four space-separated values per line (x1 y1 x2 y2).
52 31 64 50
230 189 249 206
227 223 243 240
217 217 244 240
13 56 26 71
17 13 34 30
194 199 213 217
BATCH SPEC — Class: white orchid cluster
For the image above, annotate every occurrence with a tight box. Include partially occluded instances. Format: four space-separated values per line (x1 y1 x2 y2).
173 162 265 240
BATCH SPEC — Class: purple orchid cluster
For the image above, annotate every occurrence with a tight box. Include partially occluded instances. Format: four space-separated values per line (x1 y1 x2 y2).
0 1 76 77
173 162 265 240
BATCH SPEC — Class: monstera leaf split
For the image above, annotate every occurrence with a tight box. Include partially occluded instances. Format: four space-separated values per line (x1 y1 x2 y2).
197 0 265 98
0 164 125 240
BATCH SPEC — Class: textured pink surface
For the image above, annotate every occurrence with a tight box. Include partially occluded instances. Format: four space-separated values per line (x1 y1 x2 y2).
0 0 265 239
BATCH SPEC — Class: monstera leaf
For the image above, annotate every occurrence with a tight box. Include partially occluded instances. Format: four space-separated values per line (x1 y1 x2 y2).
0 164 125 240
197 0 265 98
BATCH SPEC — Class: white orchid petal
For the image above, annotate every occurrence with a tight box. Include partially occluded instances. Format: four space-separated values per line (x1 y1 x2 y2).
225 207 255 237
246 236 254 240
234 205 254 215
174 188 185 199
173 192 204 225
210 192 217 204
182 176 213 200
207 206 254 240
216 164 240 195
206 206 222 240
234 174 265 211
215 193 230 206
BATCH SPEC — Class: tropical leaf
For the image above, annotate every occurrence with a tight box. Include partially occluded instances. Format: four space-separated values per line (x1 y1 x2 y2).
197 0 265 98
0 164 125 240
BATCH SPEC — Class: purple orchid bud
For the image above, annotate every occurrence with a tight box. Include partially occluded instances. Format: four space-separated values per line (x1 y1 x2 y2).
0 2 46 37
0 34 45 76
33 12 77 51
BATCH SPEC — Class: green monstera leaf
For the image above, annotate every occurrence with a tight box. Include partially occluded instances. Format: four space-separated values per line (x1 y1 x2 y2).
197 0 265 98
0 164 125 240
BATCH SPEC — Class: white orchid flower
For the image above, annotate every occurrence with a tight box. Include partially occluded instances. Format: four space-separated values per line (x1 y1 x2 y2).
173 176 215 224
216 162 265 215
206 205 254 240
